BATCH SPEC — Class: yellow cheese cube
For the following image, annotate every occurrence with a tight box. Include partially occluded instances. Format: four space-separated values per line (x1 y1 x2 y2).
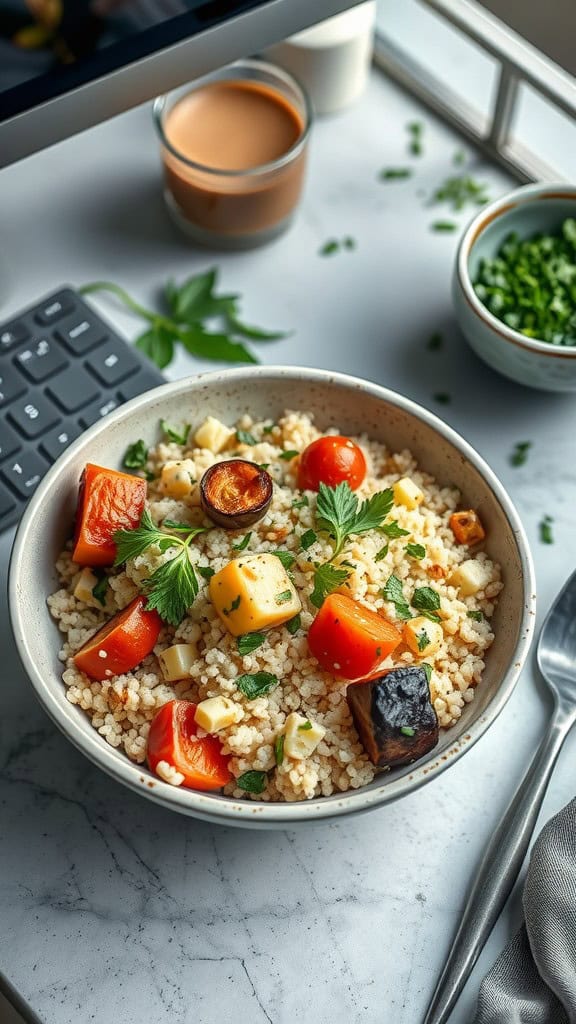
449 559 492 597
73 567 103 608
194 416 235 454
393 477 424 510
284 713 325 760
194 696 238 733
209 553 301 636
403 616 443 657
158 643 198 682
159 459 196 499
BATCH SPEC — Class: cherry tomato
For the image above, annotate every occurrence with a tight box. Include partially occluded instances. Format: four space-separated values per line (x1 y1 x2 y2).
308 593 401 680
73 463 147 567
73 596 162 681
297 436 366 491
147 700 232 790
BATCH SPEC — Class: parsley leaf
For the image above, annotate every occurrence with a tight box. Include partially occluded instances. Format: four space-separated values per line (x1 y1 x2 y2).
142 549 199 626
198 565 215 581
274 734 285 766
417 628 430 652
271 550 296 571
375 543 389 561
467 609 484 622
123 439 148 470
236 429 257 446
298 720 312 731
232 532 252 552
320 240 340 257
310 563 351 608
315 482 393 557
381 520 410 539
161 420 190 446
237 632 266 656
114 509 179 564
300 529 317 551
286 613 301 635
91 574 108 606
412 586 441 622
405 542 426 559
236 770 267 794
382 575 412 620
292 496 309 509
236 672 279 699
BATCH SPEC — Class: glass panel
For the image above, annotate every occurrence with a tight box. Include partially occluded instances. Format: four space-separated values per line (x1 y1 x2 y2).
508 82 576 180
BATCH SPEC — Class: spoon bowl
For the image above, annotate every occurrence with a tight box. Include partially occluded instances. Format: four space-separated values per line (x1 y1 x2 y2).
537 570 576 706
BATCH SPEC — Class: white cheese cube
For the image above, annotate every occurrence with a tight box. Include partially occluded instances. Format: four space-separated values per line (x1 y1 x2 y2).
449 559 492 597
403 616 444 657
73 567 104 608
194 416 235 454
209 553 301 636
159 459 196 498
393 477 424 510
194 695 239 733
158 643 198 682
284 712 326 760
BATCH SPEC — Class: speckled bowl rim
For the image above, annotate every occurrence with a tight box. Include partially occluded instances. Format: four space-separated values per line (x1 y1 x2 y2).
8 367 536 827
456 182 576 359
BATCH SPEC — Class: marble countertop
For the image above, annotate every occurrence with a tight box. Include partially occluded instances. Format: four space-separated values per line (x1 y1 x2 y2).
2 67 576 1024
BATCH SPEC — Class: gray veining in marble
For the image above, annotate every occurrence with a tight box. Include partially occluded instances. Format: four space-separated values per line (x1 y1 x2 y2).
1 67 576 1024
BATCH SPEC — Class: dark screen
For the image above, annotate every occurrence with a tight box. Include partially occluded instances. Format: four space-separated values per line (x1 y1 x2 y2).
0 0 270 119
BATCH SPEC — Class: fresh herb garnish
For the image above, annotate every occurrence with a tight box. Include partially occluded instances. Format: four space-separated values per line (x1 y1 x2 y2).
80 270 288 370
263 423 275 434
417 629 430 652
375 543 389 561
539 515 554 544
432 174 490 211
298 720 313 731
467 609 484 621
406 542 426 559
223 595 242 615
422 663 433 684
232 532 252 552
379 167 412 181
412 586 441 622
236 770 268 794
400 726 416 737
310 562 351 608
123 439 148 470
286 613 301 635
381 520 410 539
407 120 424 156
427 332 443 352
236 429 257 446
382 575 412 620
300 529 317 551
237 632 266 656
431 221 458 233
434 392 451 404
274 734 285 766
198 565 215 581
511 441 532 467
279 450 299 461
113 513 206 626
271 550 296 571
275 590 293 605
319 238 356 257
316 482 394 557
91 574 108 606
292 496 309 509
236 672 278 699
161 420 190 446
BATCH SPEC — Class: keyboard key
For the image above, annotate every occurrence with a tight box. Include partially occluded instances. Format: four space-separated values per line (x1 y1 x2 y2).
0 364 27 408
34 291 75 326
79 395 121 428
8 393 60 439
15 337 68 383
1 450 47 499
86 342 140 387
46 365 100 413
40 420 82 463
0 481 16 518
0 420 22 463
56 316 107 355
0 321 30 351
117 369 162 402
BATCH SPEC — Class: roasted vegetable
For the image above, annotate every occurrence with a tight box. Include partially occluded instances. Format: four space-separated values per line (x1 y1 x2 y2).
346 665 438 767
298 435 366 491
73 596 162 681
449 509 485 546
147 700 231 789
200 459 272 529
72 463 147 566
307 592 401 680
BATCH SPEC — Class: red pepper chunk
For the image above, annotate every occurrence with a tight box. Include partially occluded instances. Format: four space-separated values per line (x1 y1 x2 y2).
147 701 232 790
72 463 147 566
73 596 162 681
308 593 401 680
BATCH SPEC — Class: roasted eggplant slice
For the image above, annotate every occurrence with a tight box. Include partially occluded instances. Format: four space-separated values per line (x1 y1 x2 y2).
200 459 273 529
346 665 438 768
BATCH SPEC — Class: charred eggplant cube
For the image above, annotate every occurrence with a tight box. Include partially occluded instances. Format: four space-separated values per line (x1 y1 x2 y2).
347 665 438 768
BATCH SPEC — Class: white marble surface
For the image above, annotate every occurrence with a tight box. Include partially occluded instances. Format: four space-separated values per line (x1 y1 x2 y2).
1 69 576 1024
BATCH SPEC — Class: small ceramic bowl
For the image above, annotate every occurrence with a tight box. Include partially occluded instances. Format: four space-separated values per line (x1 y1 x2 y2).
453 183 576 391
8 368 536 828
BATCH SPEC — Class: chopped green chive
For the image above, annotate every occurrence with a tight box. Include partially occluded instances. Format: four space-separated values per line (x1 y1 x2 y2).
510 441 532 467
275 590 293 605
539 515 554 544
223 595 242 615
232 532 252 552
274 734 285 766
431 221 458 233
379 167 412 181
279 450 299 461
298 721 313 731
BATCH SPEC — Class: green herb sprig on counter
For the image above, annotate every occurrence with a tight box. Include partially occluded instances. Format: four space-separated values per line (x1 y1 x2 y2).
510 441 532 467
379 167 413 182
80 268 289 370
113 510 206 625
432 174 490 212
319 237 357 257
407 120 424 157
539 515 554 545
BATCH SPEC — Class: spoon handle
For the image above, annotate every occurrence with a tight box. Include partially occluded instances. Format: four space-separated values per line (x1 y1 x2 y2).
423 710 573 1024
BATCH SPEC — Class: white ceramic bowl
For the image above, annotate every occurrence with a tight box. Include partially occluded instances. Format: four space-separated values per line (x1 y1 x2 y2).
9 367 536 828
453 183 576 391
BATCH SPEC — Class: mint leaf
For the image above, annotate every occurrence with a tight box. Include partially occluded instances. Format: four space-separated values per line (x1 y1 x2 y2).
136 326 174 369
271 550 296 571
181 325 258 365
412 586 441 622
382 575 412 620
286 613 301 635
237 632 266 656
405 542 426 559
236 770 267 794
236 429 257 446
236 672 279 699
381 520 410 539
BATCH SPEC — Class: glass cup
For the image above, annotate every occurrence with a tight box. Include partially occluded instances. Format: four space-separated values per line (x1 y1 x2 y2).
153 59 312 249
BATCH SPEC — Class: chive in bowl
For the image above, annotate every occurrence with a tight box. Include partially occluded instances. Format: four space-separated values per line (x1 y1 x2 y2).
453 182 576 391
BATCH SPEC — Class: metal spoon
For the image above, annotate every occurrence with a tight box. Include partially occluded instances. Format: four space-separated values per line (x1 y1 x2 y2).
424 568 576 1024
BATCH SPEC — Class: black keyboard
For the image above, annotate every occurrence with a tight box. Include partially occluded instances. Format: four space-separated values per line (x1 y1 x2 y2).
0 286 164 532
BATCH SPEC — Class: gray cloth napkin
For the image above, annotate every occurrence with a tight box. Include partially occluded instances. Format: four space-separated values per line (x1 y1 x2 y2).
474 798 576 1024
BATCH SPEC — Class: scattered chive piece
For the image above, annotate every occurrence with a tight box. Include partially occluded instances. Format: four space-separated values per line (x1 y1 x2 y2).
232 532 252 552
298 721 313 731
406 121 424 157
510 441 532 467
434 392 451 404
161 420 190 446
427 332 443 352
409 140 423 157
400 726 416 737
280 450 299 461
343 236 357 250
300 529 317 551
375 543 389 562
453 149 466 166
431 221 458 233
467 610 484 621
292 496 309 509
275 590 293 605
286 613 301 635
223 595 242 615
320 240 340 256
274 734 285 766
198 565 215 581
539 515 554 544
237 632 266 656
123 439 148 470
236 770 267 794
236 672 278 699
406 542 426 559
379 167 412 181
432 174 490 211
236 429 257 446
